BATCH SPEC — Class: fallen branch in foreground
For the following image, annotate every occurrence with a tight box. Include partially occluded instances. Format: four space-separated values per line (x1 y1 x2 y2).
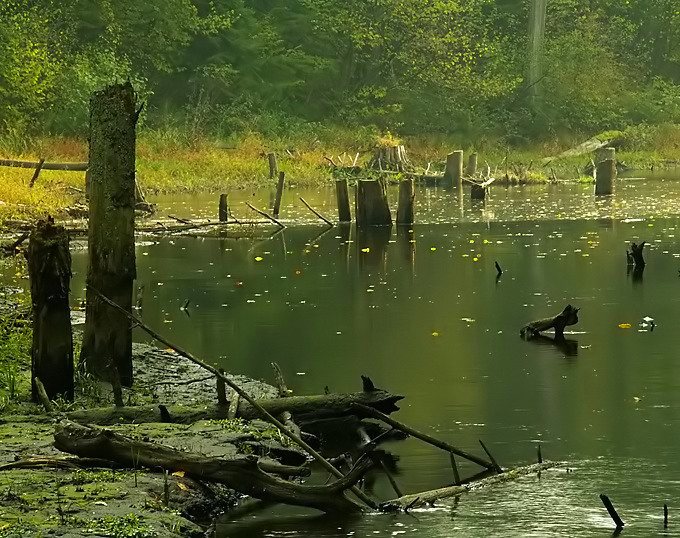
380 461 558 511
54 421 372 514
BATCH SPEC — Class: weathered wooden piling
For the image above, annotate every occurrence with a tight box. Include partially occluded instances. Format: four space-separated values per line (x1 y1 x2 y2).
267 152 278 179
466 153 478 177
595 147 616 195
218 194 229 222
396 179 415 226
600 494 625 530
444 150 464 188
80 82 138 387
27 218 74 402
335 179 352 222
273 171 285 217
356 180 392 227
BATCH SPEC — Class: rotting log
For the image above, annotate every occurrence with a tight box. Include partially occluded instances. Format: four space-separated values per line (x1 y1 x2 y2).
396 179 415 226
27 218 74 402
66 383 403 426
54 421 372 514
356 180 391 227
380 462 557 511
0 159 88 171
520 304 579 339
80 82 138 387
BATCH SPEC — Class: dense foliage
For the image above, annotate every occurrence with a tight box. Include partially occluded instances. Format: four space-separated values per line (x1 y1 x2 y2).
1 0 678 141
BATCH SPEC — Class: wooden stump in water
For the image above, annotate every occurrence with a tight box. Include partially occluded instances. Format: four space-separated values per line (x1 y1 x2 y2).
356 180 392 227
267 152 278 179
335 179 351 222
396 179 415 226
595 158 616 195
470 183 486 200
444 150 464 188
368 144 409 172
27 218 74 402
219 194 229 222
80 82 138 387
273 171 285 218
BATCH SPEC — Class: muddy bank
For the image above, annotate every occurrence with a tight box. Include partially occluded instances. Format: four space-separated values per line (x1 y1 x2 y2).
0 342 295 537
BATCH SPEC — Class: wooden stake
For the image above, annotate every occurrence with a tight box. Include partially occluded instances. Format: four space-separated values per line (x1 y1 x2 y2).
449 452 461 485
267 152 278 179
665 503 669 528
537 444 542 464
300 197 333 227
444 151 464 188
479 440 502 473
600 494 624 529
273 171 285 217
595 158 616 196
29 158 45 188
335 179 351 222
396 179 415 226
216 368 227 406
88 287 378 510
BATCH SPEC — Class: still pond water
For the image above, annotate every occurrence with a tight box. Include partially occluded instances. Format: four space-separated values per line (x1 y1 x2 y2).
68 176 680 536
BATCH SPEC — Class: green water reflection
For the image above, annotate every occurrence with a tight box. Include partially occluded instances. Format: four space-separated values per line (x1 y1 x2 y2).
65 211 680 536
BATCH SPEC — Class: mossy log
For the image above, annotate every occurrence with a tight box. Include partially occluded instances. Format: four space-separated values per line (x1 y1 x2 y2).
66 385 404 426
27 218 74 402
80 82 138 387
54 421 372 514
520 304 580 339
380 462 557 511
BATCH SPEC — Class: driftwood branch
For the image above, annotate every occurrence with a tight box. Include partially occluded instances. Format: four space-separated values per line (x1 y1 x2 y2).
245 202 286 229
299 197 334 227
520 304 580 339
54 421 371 513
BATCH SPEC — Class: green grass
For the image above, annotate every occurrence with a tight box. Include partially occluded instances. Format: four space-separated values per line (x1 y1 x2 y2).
0 123 677 222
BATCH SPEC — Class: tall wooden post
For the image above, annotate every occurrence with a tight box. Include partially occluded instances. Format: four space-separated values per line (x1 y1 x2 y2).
356 180 392 227
27 218 74 402
396 179 415 226
335 179 351 222
80 82 138 387
273 171 285 218
218 194 229 222
444 151 463 188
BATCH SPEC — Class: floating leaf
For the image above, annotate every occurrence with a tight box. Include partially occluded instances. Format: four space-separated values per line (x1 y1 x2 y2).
177 482 189 491
431 331 439 337
361 247 370 253
172 471 185 477
254 256 263 262
618 323 632 329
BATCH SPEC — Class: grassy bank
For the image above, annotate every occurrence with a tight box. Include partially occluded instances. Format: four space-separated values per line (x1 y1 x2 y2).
1 124 678 223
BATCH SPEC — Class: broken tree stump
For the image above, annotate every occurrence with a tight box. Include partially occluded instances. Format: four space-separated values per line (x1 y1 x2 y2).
628 241 646 268
444 151 463 188
396 179 415 226
80 82 138 387
218 194 229 222
54 421 373 514
595 158 616 195
520 304 580 339
335 179 352 222
356 180 392 227
27 218 74 402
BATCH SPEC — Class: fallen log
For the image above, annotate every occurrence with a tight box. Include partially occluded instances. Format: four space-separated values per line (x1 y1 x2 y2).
54 421 371 514
520 304 579 339
66 383 403 426
380 461 557 511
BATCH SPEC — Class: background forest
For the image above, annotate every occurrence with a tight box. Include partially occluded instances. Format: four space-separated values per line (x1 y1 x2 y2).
1 0 679 147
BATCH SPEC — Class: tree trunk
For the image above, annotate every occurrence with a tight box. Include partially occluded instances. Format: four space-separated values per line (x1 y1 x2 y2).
27 218 74 402
54 421 372 514
356 180 391 227
396 179 415 226
80 82 138 387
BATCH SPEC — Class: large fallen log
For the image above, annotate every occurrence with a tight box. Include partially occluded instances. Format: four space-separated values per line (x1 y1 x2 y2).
66 381 403 426
380 461 557 511
54 421 373 514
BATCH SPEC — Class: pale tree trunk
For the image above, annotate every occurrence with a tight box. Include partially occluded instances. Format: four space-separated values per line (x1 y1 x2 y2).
527 0 547 106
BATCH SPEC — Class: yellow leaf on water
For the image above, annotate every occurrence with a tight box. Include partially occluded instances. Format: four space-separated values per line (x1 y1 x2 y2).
172 471 185 477
255 256 263 262
430 247 437 251
431 331 439 337
361 247 370 253
618 323 632 329
177 482 189 491
165 348 177 354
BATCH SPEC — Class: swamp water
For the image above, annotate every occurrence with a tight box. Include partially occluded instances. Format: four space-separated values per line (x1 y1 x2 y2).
62 176 680 535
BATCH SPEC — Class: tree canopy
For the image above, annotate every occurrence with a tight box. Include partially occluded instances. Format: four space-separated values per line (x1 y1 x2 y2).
1 0 678 140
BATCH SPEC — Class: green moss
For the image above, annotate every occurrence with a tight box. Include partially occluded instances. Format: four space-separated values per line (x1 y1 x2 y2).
84 514 156 538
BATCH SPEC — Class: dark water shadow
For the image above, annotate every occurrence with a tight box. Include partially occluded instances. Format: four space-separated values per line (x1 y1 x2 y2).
216 510 364 537
357 225 392 271
527 334 579 357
